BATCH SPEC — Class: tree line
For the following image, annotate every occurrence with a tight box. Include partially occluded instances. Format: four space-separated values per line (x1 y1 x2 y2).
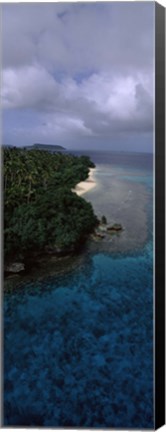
4 147 98 262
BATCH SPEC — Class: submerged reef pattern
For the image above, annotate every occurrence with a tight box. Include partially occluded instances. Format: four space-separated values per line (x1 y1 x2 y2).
4 241 153 428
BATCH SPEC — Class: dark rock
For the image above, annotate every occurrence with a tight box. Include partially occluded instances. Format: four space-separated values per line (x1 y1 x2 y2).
107 223 123 233
91 231 105 240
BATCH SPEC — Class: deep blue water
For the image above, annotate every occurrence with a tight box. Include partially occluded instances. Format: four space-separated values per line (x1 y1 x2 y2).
4 151 154 428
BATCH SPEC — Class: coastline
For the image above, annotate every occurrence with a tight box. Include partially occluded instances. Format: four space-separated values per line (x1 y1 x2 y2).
72 168 97 196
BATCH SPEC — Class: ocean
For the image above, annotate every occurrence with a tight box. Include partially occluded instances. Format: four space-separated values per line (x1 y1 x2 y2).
4 151 154 428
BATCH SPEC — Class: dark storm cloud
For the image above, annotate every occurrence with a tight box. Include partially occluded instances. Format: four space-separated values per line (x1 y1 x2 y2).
2 2 154 148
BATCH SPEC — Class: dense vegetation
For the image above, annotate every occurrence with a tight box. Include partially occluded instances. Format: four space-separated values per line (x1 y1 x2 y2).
4 147 98 263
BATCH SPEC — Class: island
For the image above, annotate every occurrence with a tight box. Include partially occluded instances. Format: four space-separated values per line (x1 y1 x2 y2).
4 147 98 273
32 143 66 152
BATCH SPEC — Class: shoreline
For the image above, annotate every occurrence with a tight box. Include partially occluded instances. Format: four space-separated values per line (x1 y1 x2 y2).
72 168 97 196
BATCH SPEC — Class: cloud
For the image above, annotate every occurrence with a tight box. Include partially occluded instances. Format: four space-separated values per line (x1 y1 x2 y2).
2 66 153 138
2 66 58 110
2 3 154 74
2 2 154 148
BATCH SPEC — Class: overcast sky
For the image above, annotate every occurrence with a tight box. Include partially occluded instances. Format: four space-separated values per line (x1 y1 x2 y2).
2 2 154 152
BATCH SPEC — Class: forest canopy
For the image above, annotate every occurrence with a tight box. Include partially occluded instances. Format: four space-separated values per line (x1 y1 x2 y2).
4 147 98 262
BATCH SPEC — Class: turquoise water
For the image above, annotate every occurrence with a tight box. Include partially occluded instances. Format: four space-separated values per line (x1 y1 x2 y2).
4 152 154 428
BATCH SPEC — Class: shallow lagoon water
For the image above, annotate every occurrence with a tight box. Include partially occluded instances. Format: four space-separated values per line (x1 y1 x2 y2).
4 151 154 428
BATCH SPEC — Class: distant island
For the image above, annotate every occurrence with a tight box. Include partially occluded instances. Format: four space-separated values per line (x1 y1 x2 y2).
3 144 66 153
4 146 98 274
27 143 66 153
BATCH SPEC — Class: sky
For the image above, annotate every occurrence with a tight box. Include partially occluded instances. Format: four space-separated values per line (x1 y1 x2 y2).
2 2 155 152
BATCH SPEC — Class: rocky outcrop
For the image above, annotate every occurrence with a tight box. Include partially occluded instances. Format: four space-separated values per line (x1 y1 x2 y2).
107 223 123 233
98 225 107 233
5 262 25 273
91 221 123 242
91 231 105 241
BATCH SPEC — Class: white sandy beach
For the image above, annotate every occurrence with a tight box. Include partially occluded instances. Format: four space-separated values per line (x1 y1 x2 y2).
72 168 97 196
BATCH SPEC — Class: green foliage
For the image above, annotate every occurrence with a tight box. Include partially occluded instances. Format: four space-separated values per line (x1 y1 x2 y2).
4 148 97 260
